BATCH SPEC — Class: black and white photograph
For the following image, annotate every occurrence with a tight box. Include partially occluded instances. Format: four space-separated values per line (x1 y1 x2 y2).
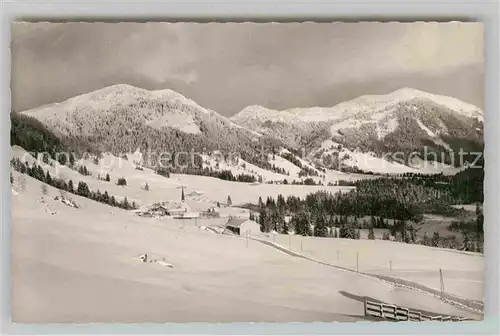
10 22 484 323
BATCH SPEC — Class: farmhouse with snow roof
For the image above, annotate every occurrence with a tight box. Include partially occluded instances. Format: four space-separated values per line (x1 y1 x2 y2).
225 218 261 236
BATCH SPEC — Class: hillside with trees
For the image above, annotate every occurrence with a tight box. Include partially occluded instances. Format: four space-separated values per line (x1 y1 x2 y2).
246 166 484 252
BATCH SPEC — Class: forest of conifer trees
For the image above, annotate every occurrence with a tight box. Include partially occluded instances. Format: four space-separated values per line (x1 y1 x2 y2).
248 167 484 252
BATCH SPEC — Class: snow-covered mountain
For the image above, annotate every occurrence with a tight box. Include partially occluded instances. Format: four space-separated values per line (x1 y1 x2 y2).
21 84 247 136
232 88 483 125
19 84 278 172
19 85 483 177
231 88 484 168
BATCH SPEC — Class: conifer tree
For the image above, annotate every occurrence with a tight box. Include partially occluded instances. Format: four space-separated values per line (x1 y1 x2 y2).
462 232 472 251
103 191 110 204
45 171 52 185
431 231 441 247
368 226 375 240
122 197 129 209
314 216 328 237
258 208 268 232
421 232 430 246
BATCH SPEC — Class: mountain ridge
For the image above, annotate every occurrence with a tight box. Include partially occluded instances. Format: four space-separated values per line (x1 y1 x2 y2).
18 84 484 176
231 87 483 124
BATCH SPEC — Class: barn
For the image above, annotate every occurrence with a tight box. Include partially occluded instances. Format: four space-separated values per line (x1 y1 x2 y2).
225 218 261 236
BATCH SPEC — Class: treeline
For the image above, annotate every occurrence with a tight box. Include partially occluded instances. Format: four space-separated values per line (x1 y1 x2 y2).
210 169 257 183
11 110 287 179
446 203 484 252
252 195 363 239
248 171 484 251
157 164 258 183
270 163 288 175
250 192 483 251
298 166 319 177
264 177 320 186
328 180 357 186
32 99 285 173
10 112 96 158
152 153 258 183
281 152 302 168
11 158 137 210
356 166 484 205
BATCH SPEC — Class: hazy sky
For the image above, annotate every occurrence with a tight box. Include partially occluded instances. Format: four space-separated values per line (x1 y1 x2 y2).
11 22 484 116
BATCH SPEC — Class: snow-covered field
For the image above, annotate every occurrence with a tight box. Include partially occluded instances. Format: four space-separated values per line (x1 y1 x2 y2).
265 234 483 303
11 172 482 322
10 145 483 323
11 146 354 211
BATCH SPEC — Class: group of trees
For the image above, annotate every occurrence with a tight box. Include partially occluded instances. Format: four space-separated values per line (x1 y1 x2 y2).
11 112 96 165
155 167 171 178
446 203 484 252
298 166 319 178
157 163 258 183
328 180 357 187
77 165 92 176
265 177 320 186
98 173 111 182
212 170 257 183
252 194 362 239
10 158 137 211
281 152 303 168
269 163 288 175
117 177 127 186
249 168 484 251
393 168 484 204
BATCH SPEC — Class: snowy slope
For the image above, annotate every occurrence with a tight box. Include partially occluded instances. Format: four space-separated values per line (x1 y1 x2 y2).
20 84 243 136
311 140 462 175
12 171 480 322
232 88 483 127
231 88 483 174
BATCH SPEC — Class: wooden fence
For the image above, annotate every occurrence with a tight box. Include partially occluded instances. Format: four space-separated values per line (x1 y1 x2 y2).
364 298 473 322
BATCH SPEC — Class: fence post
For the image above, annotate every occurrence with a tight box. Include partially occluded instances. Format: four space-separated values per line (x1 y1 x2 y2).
289 234 291 250
301 239 303 253
356 252 359 272
439 268 445 298
246 230 249 248
390 260 392 272
336 250 339 261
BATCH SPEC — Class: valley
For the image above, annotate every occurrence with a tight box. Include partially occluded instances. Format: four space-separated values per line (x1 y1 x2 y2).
10 84 484 323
